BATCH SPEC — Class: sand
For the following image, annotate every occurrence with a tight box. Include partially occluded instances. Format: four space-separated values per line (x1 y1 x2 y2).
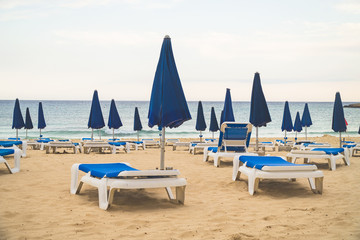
0 135 359 240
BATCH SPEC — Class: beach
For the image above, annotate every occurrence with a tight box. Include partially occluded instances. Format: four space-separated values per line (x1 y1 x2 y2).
0 135 359 240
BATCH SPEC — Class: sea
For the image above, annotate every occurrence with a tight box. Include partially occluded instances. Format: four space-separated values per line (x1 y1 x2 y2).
0 100 359 140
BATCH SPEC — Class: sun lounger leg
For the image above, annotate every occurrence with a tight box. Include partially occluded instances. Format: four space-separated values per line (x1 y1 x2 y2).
165 186 175 200
108 188 117 208
98 178 109 210
21 141 27 157
247 169 257 195
232 156 240 181
214 156 220 167
309 177 323 194
176 186 186 204
343 151 350 166
329 156 336 171
70 164 80 194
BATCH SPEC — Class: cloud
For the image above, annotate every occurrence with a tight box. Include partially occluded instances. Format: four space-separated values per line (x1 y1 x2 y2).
335 1 360 14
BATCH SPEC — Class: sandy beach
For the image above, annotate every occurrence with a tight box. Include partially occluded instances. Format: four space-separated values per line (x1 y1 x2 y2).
1 135 360 240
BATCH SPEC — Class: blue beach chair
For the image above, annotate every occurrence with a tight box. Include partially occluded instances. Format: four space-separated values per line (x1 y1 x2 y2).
232 155 324 195
0 148 22 174
70 162 186 210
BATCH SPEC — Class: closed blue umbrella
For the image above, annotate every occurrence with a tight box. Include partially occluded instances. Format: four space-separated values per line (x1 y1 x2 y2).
220 88 235 124
108 99 123 140
249 72 271 151
134 107 142 141
332 92 347 147
25 107 33 139
195 101 206 141
209 107 219 138
12 98 25 140
148 35 191 169
301 103 312 140
281 101 293 144
358 126 360 134
38 102 46 138
88 90 105 140
293 111 302 141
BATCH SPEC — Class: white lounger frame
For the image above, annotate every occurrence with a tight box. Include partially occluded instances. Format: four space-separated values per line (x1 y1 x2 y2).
70 163 187 210
286 149 350 171
1 141 27 157
0 149 22 174
142 139 160 149
232 156 324 195
189 142 218 155
45 142 81 154
172 142 190 151
82 141 129 154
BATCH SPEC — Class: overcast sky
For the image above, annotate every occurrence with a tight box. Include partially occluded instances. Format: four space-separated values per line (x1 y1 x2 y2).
1 0 359 102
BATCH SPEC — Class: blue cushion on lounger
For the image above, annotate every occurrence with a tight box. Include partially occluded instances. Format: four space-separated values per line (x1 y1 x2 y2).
311 148 344 155
0 149 15 156
0 141 22 146
82 138 92 141
208 147 218 153
132 141 143 144
343 144 356 148
261 142 272 144
239 156 306 170
108 142 127 146
79 163 139 178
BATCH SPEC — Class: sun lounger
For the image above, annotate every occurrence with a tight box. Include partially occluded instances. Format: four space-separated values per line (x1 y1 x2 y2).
0 148 22 174
0 140 27 157
45 141 81 154
299 142 331 150
286 148 350 171
70 162 186 210
82 141 115 154
232 155 324 195
203 122 257 167
249 141 275 152
172 142 191 151
141 139 160 149
189 142 218 155
166 139 180 146
108 141 130 153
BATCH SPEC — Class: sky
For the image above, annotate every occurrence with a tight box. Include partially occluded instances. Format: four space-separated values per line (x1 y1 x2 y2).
1 0 359 102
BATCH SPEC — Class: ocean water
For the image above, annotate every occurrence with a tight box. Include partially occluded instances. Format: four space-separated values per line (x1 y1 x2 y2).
0 100 359 140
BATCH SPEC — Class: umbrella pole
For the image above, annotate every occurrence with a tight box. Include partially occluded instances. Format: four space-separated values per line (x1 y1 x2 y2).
212 132 214 139
305 126 307 140
16 129 19 141
200 131 202 142
284 131 287 145
339 132 342 148
160 128 165 170
40 129 42 139
26 129 28 139
255 126 259 152
99 129 101 140
91 129 94 141
112 128 115 140
137 131 139 142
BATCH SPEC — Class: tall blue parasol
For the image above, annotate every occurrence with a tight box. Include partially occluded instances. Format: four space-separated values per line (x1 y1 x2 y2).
38 102 46 139
195 101 207 142
209 107 219 138
220 88 235 124
358 126 360 135
332 92 347 147
249 72 271 151
281 101 293 144
12 98 25 140
301 103 312 140
134 107 143 141
293 111 302 141
25 107 33 139
148 35 191 169
108 99 123 140
88 90 105 140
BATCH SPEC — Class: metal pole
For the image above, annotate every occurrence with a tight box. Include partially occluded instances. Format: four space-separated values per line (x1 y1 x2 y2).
40 129 42 139
99 129 101 140
91 129 94 141
26 129 28 139
212 131 214 139
255 126 259 152
160 128 165 170
112 128 115 140
137 131 139 141
16 129 19 141
284 130 287 145
305 126 307 140
200 131 202 142
339 132 342 148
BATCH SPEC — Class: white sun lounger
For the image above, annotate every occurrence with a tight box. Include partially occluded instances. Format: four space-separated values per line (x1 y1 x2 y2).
0 148 22 174
0 140 27 157
166 139 180 145
232 155 324 195
45 141 81 154
172 142 191 151
82 141 116 154
286 148 350 171
203 122 257 167
142 139 160 149
189 142 218 155
70 163 186 210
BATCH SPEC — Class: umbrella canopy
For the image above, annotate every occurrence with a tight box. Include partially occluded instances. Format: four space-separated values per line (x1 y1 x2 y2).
249 72 271 127
25 108 33 129
195 101 207 141
134 107 143 131
209 107 219 132
249 72 271 151
293 111 302 141
12 98 25 140
293 112 302 132
108 99 122 129
332 92 346 147
148 35 191 169
108 99 123 139
12 98 25 129
134 107 143 141
220 88 235 124
301 103 312 140
38 102 46 129
88 90 105 140
281 101 293 132
281 101 293 143
358 126 360 134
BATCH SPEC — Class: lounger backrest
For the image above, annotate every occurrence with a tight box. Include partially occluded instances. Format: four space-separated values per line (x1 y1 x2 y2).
218 122 252 152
